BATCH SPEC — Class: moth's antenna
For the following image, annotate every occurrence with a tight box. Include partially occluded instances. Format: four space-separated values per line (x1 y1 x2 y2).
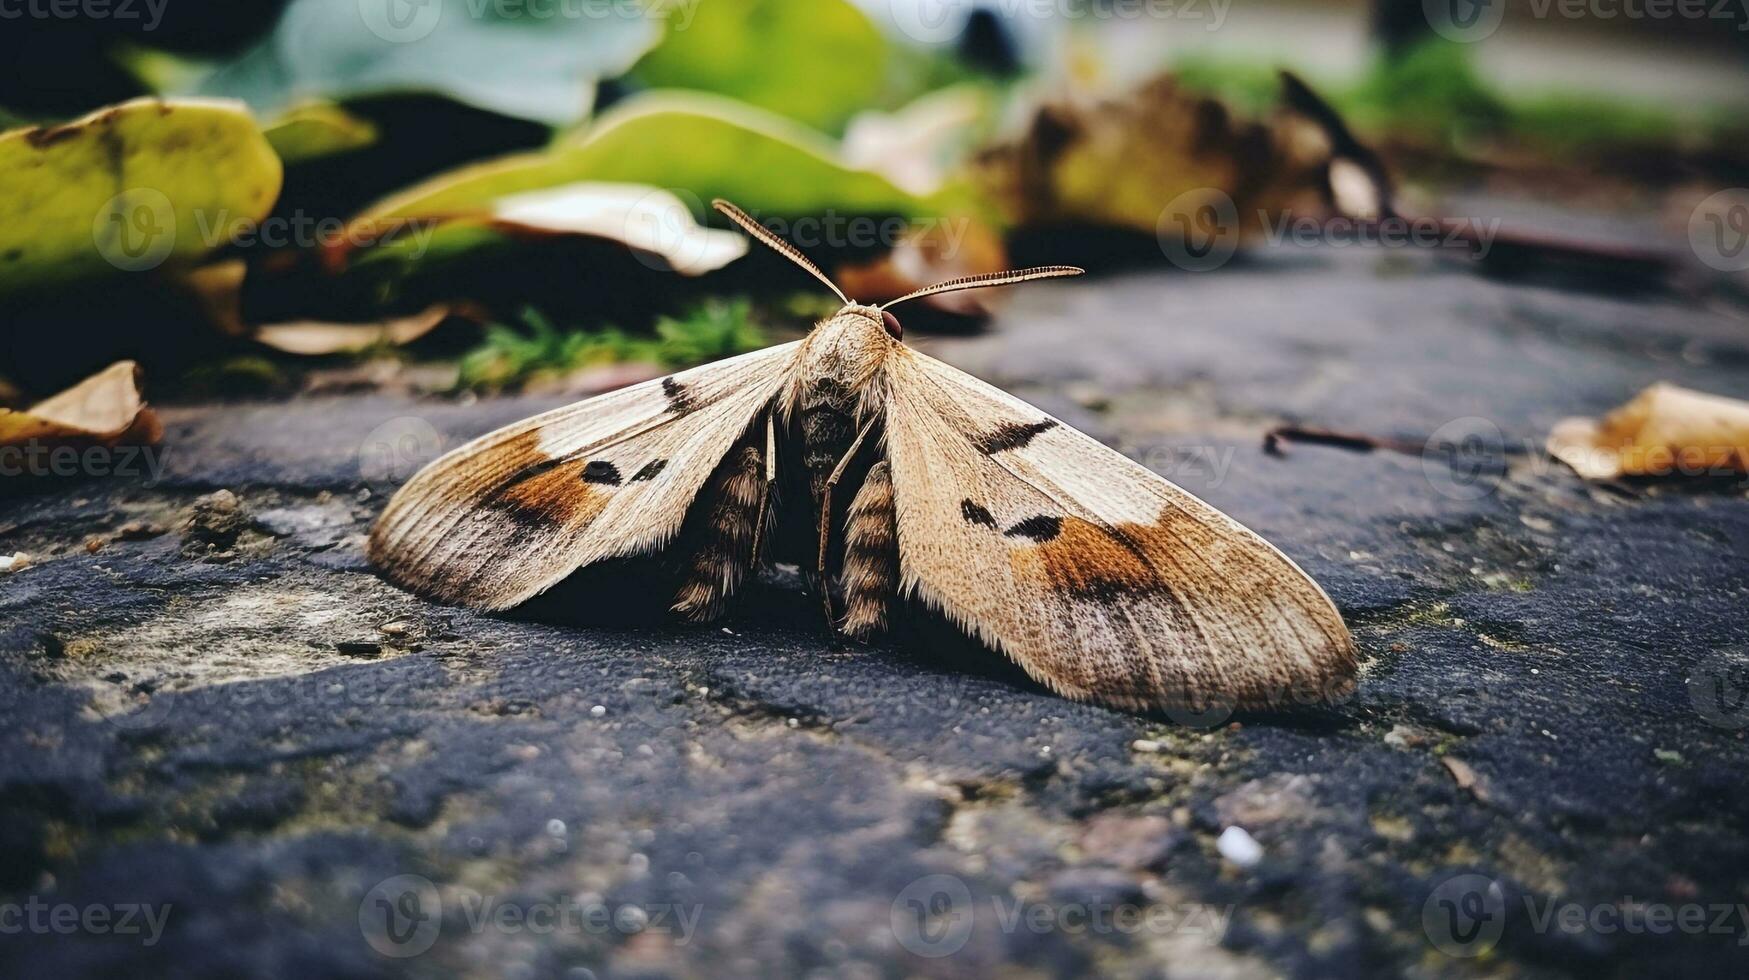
713 199 850 305
880 266 1084 311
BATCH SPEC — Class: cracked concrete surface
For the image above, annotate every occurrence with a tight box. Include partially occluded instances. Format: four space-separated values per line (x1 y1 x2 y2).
2 242 1747 978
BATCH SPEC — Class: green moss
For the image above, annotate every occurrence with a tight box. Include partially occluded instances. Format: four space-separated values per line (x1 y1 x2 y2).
456 298 767 393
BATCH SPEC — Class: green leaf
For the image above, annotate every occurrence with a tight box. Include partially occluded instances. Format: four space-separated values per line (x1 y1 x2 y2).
348 91 945 239
180 0 663 126
0 98 283 294
261 101 379 164
633 0 889 133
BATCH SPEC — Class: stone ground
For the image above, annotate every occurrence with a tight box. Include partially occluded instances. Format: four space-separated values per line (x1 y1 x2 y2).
2 230 1748 979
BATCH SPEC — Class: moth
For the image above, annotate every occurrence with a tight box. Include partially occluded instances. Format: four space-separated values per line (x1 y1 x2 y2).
369 202 1356 712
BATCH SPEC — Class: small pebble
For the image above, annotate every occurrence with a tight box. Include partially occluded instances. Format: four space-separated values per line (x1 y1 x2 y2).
1130 738 1165 753
1216 826 1264 868
114 520 165 541
590 705 607 718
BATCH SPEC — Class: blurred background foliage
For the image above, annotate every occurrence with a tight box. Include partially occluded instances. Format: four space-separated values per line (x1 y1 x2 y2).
2 0 1745 398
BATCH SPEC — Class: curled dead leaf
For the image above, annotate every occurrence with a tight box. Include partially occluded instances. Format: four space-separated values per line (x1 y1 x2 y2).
488 184 749 276
971 71 1388 240
0 361 162 450
254 305 456 356
1549 383 1749 480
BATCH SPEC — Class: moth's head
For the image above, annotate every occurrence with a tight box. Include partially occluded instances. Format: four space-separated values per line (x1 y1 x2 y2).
832 304 905 341
710 199 1085 341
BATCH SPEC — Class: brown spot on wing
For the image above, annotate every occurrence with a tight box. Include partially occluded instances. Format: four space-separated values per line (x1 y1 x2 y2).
662 377 696 415
1003 515 1061 542
581 461 622 485
961 500 997 528
1010 516 1157 602
494 461 609 529
478 432 609 529
974 419 1057 455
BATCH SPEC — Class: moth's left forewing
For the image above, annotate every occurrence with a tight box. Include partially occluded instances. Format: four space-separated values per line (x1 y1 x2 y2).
369 341 801 609
883 347 1356 712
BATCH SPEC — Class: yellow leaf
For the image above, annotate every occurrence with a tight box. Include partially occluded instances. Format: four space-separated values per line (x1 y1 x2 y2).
0 98 282 293
1549 383 1749 479
262 101 378 165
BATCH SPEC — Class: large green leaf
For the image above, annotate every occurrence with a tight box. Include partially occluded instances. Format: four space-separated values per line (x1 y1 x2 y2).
181 0 662 126
0 98 282 294
633 0 889 132
348 91 943 238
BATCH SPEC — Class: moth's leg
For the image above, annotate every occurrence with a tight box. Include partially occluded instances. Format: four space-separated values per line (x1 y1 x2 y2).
672 445 764 621
840 460 897 638
816 416 877 622
750 412 777 570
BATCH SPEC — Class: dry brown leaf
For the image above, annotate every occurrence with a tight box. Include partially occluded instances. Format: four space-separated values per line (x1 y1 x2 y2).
1440 756 1492 803
971 72 1388 239
1549 383 1749 480
254 305 455 356
0 361 162 449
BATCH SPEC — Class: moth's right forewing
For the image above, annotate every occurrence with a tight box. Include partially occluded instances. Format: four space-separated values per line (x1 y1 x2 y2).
369 341 801 610
883 347 1356 713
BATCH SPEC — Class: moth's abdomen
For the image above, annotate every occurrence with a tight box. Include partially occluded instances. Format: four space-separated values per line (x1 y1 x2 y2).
799 378 858 499
840 461 898 637
672 445 766 621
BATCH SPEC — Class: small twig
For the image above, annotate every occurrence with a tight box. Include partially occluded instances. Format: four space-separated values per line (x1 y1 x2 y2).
1263 425 1422 457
